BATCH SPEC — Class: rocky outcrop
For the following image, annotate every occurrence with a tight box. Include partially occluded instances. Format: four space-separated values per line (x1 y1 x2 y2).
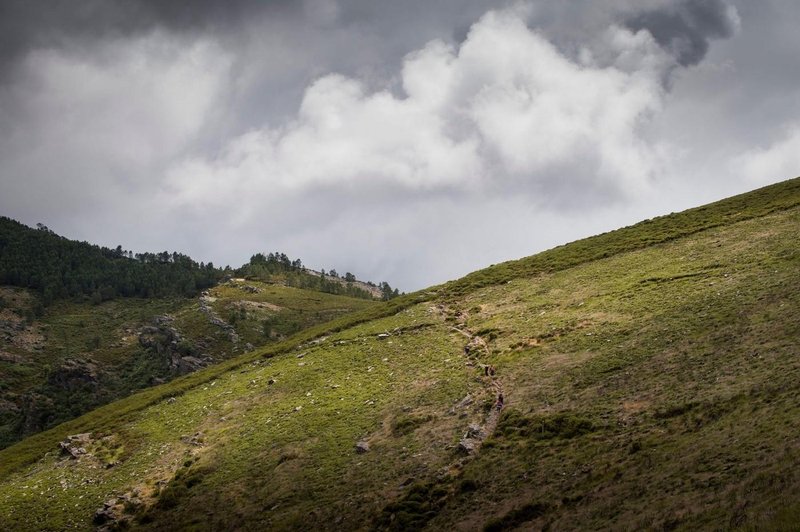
199 295 240 344
458 424 484 454
47 358 99 391
0 349 27 363
175 356 208 373
94 489 143 531
59 432 92 459
138 317 211 376
93 499 118 527
0 317 25 340
0 313 45 351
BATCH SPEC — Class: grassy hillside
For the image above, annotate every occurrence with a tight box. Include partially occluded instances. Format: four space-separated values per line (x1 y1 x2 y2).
0 177 798 530
0 280 376 450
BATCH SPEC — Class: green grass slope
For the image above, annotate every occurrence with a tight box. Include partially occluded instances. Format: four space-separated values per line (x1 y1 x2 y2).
0 177 799 531
0 280 376 449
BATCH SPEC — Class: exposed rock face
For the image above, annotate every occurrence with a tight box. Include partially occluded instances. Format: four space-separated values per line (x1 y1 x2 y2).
465 423 483 439
0 349 27 363
454 394 474 410
59 432 92 459
138 315 181 354
176 356 208 373
199 295 240 343
137 317 211 376
93 499 116 526
458 438 478 454
47 358 99 391
0 306 45 351
94 491 141 531
458 424 488 454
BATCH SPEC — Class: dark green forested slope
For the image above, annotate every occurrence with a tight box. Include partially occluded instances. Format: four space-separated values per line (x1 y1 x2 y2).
0 217 397 304
0 217 222 305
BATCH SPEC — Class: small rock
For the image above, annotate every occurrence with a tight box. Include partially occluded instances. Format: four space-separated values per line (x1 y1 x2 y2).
94 496 120 525
268 379 276 385
377 333 390 339
166 397 177 404
465 423 483 439
455 394 474 409
94 506 114 525
355 441 370 453
458 438 478 454
181 432 204 446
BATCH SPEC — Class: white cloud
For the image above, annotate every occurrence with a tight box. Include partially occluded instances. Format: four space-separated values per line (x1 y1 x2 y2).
732 126 800 184
1 31 231 200
163 8 674 216
25 35 227 164
0 30 233 254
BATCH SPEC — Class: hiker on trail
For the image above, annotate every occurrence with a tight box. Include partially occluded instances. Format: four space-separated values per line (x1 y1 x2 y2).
496 393 504 410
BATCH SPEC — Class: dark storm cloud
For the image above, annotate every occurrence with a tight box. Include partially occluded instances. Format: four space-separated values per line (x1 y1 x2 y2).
0 0 497 75
0 0 291 79
624 0 739 66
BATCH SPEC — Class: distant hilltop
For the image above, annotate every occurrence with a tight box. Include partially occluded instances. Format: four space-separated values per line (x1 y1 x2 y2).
300 268 385 299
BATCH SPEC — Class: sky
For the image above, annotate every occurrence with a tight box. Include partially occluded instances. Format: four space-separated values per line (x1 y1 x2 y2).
1 0 799 291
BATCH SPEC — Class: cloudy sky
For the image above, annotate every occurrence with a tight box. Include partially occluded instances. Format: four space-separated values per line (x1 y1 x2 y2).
1 0 798 290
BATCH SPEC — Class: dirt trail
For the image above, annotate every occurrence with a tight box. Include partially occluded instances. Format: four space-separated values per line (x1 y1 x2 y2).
436 304 505 453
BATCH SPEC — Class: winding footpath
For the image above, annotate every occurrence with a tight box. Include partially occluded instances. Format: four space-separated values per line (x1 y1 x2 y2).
437 304 505 453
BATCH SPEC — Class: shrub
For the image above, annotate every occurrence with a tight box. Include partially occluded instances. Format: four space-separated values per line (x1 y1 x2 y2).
484 502 549 532
497 409 595 440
